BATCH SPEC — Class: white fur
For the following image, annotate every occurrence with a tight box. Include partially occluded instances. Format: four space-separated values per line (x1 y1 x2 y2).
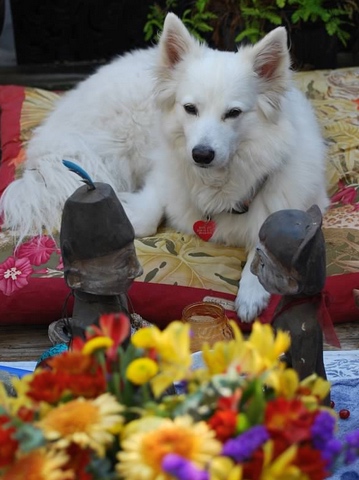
0 14 329 322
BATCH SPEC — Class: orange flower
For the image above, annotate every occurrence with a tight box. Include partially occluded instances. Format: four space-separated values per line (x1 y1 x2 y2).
2 448 73 480
49 351 95 375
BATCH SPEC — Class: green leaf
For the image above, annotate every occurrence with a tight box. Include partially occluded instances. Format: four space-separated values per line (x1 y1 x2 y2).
14 424 45 452
243 379 266 425
235 27 262 44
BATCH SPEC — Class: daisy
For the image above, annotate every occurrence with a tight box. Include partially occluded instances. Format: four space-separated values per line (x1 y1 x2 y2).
38 393 124 457
2 448 73 480
117 415 221 480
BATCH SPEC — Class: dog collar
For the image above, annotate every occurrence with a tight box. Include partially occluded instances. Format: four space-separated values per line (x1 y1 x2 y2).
229 174 269 214
193 174 269 241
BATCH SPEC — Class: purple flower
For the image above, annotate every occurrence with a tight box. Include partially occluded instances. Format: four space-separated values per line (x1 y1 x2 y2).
311 411 336 449
222 425 269 462
344 431 359 465
345 431 359 449
162 453 209 480
321 438 343 466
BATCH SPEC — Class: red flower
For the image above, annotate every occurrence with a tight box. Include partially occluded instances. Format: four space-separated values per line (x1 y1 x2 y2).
71 336 86 351
17 406 35 422
265 398 315 445
66 369 107 398
48 352 106 398
208 410 237 442
217 389 242 411
0 415 18 467
27 370 70 403
294 445 329 480
242 448 265 479
0 256 33 296
15 235 57 266
63 444 93 480
86 313 130 360
331 180 359 209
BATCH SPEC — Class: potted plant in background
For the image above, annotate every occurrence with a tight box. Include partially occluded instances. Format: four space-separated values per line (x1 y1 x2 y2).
144 0 359 69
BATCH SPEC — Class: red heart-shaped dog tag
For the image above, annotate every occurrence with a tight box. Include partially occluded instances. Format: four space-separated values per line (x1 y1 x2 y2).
193 220 216 241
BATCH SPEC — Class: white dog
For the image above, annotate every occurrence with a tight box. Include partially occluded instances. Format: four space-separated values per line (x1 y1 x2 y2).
0 13 329 322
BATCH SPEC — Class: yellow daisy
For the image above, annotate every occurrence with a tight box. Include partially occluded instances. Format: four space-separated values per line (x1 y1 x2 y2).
2 448 73 480
117 415 221 479
38 393 124 456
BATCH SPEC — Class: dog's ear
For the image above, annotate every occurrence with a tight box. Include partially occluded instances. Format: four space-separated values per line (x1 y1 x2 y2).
159 13 198 68
250 27 291 116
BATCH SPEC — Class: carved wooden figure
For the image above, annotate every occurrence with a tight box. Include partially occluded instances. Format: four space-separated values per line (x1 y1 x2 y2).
250 205 337 403
49 171 143 344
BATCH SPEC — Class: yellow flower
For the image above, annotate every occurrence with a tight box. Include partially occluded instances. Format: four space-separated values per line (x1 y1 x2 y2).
121 416 167 441
2 448 73 480
298 374 331 410
117 415 221 479
82 336 114 355
126 358 159 385
202 322 244 375
245 322 291 374
209 456 243 480
266 365 300 398
131 325 162 349
300 374 331 401
260 441 302 480
132 322 192 397
132 321 191 365
38 393 123 457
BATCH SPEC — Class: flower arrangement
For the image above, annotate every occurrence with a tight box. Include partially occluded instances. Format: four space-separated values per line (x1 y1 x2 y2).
1 313 359 479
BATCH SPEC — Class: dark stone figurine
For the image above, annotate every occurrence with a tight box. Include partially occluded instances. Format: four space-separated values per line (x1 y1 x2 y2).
49 178 143 344
251 205 339 404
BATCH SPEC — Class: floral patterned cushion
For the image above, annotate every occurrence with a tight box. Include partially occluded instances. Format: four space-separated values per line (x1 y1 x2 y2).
0 67 358 327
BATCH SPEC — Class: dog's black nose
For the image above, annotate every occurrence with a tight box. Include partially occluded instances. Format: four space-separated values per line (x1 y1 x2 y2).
192 145 215 165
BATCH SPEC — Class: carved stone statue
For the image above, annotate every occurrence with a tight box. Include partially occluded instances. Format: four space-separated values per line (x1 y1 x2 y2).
49 177 143 344
250 205 339 403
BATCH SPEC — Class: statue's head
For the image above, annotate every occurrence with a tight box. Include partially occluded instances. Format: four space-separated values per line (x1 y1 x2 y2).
60 182 143 295
251 205 326 296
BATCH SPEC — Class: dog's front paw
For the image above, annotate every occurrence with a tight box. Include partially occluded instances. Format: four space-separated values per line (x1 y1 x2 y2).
118 191 162 238
235 276 270 323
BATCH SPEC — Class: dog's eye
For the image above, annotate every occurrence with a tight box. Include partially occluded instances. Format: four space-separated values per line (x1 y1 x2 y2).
184 104 198 116
225 108 242 119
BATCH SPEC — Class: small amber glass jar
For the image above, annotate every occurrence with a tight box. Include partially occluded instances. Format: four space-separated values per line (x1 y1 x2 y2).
182 301 234 353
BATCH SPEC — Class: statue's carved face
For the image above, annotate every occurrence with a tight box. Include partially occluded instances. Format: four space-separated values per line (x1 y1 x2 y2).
64 242 143 295
250 243 299 296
